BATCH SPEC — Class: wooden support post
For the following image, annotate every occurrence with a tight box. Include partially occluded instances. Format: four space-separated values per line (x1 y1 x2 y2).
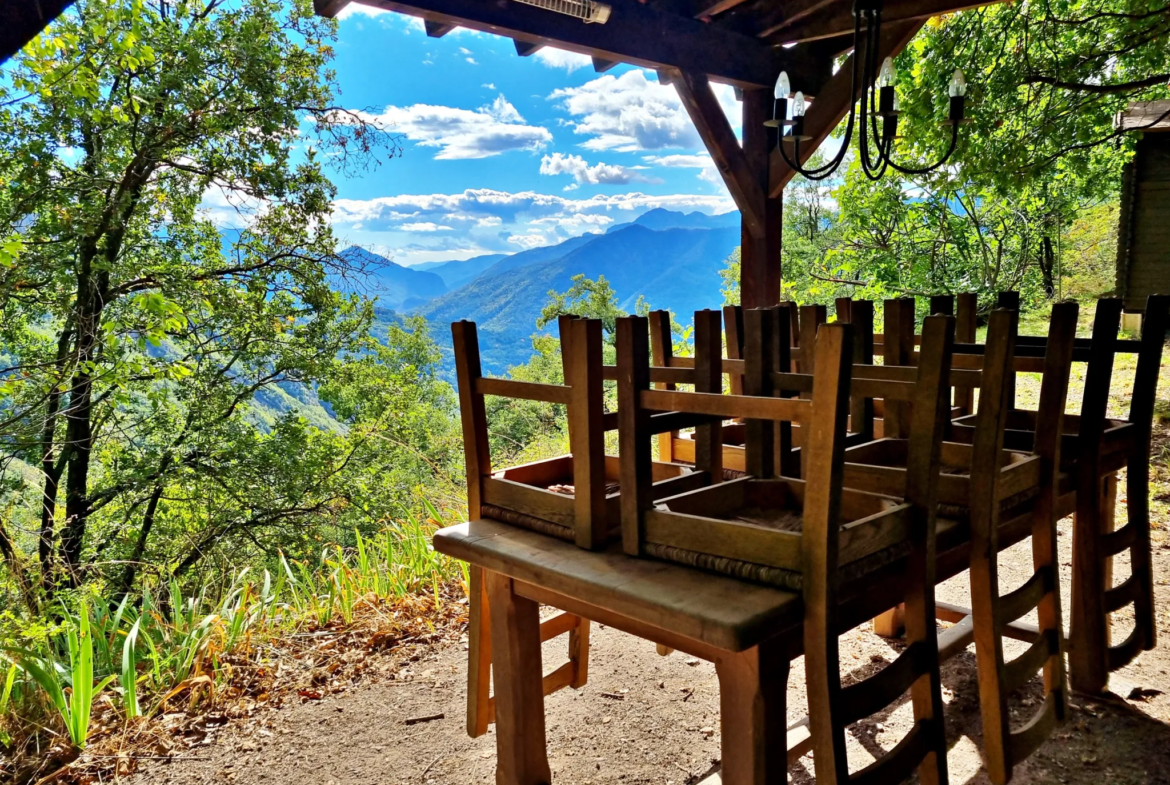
741 89 783 308
485 571 551 785
714 639 790 785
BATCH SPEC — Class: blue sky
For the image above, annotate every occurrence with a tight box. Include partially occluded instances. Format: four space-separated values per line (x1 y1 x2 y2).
319 4 740 266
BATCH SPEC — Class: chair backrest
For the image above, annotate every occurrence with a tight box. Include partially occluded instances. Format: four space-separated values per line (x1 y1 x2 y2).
452 317 610 549
616 312 855 560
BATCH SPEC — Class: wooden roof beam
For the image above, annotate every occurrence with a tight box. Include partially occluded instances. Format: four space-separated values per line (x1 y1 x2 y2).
672 70 767 239
768 19 925 196
514 39 544 56
2 0 75 63
774 0 994 43
592 56 619 72
424 19 456 37
323 0 833 90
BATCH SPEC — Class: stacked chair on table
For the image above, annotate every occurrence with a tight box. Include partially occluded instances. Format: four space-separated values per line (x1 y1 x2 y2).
618 308 956 784
449 290 1164 784
451 315 706 737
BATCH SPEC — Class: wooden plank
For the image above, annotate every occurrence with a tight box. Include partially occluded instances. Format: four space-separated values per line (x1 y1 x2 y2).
777 0 997 43
674 72 766 238
640 388 809 422
743 307 776 478
644 509 804 571
466 565 493 737
434 519 802 653
476 376 573 405
483 477 577 528
345 0 831 90
423 18 454 36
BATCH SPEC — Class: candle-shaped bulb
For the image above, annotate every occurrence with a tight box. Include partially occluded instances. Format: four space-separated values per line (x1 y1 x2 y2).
774 71 790 100
878 57 896 88
792 91 806 117
949 69 967 97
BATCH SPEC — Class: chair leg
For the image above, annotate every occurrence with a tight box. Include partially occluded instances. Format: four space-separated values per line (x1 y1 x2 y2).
714 638 789 785
873 604 906 638
468 567 592 739
485 571 552 785
468 565 493 738
1070 473 1112 695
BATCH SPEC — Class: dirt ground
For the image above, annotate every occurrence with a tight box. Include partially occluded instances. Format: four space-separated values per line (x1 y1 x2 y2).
116 509 1170 785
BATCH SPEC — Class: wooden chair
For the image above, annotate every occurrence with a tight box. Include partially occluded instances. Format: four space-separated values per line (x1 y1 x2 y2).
960 306 1075 784
451 316 705 737
618 309 956 784
951 295 1170 693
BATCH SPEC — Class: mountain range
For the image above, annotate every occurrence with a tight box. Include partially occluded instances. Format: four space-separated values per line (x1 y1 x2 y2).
341 208 742 373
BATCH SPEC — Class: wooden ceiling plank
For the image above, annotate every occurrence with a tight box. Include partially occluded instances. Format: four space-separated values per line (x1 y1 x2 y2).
343 0 832 90
776 0 995 44
673 70 768 239
755 0 838 38
768 19 925 196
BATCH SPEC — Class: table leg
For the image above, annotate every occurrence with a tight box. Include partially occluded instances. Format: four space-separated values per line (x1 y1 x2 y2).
485 570 552 785
714 638 790 785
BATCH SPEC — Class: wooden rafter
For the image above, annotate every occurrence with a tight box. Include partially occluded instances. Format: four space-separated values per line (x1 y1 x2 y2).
672 70 767 240
768 19 925 196
317 0 834 90
773 0 993 43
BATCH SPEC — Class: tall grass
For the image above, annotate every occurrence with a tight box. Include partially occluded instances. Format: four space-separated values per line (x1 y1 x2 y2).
1 509 463 751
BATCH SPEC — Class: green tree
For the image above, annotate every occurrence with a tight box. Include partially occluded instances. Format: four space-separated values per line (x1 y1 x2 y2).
0 0 394 592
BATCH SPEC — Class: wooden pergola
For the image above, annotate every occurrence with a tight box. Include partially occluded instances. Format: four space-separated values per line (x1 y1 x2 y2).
314 0 993 309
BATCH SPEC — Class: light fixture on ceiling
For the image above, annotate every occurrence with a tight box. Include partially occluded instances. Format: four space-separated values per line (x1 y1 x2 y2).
511 0 611 24
766 0 970 181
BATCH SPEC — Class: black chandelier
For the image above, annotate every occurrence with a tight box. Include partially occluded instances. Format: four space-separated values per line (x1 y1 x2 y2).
767 0 969 181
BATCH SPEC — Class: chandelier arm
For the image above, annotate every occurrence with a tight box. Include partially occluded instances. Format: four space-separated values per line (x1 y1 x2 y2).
881 121 960 176
774 9 865 181
858 9 891 180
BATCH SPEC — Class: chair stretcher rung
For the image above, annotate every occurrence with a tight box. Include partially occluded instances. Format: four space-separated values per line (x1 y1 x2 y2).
1101 522 1138 557
839 642 927 727
849 719 932 785
1008 691 1061 766
1107 626 1144 671
1103 574 1143 613
1002 630 1056 695
999 567 1052 626
539 612 583 643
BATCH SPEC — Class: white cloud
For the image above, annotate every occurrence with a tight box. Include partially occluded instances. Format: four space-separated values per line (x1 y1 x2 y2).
334 4 391 19
399 222 453 232
353 96 551 159
332 188 735 231
534 47 593 73
644 153 723 186
507 234 551 249
539 152 657 185
482 82 496 90
550 70 740 153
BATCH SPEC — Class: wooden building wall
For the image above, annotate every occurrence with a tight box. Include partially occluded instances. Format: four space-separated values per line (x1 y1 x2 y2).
1117 133 1170 312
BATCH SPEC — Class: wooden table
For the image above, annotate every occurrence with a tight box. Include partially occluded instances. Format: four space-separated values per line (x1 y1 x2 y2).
435 507 1049 785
